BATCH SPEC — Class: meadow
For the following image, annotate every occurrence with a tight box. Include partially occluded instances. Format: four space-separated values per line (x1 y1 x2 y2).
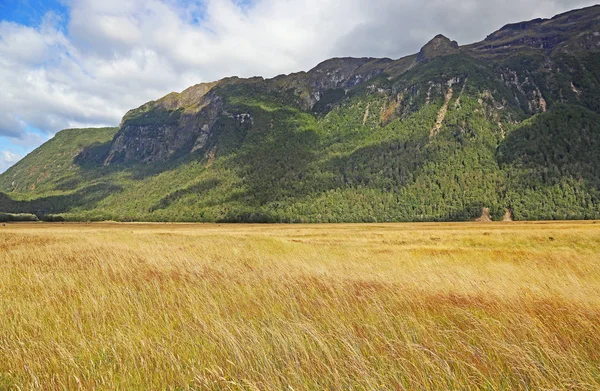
1 221 599 390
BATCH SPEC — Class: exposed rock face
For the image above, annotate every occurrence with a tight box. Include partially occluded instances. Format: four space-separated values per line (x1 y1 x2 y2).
104 107 221 164
430 82 455 138
105 82 223 164
273 57 393 110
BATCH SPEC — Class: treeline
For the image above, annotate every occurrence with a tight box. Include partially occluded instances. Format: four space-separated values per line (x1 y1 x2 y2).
0 213 39 222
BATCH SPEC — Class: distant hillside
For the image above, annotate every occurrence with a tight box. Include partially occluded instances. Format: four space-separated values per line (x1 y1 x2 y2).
2 5 600 222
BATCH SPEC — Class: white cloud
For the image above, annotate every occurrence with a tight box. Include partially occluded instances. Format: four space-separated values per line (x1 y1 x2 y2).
0 150 23 174
0 0 598 157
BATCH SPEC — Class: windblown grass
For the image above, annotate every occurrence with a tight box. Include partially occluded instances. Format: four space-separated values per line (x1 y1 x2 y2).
1 222 600 390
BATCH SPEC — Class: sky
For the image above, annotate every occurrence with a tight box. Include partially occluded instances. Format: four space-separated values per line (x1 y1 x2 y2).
0 0 598 173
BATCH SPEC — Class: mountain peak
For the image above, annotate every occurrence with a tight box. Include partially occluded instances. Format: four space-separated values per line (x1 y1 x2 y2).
433 34 451 40
417 34 459 62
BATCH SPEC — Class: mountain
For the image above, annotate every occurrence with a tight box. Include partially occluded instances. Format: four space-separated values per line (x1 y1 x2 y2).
2 5 600 222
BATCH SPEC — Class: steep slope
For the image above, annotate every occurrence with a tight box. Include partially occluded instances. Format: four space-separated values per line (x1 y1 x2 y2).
2 5 600 222
468 5 600 58
0 127 117 194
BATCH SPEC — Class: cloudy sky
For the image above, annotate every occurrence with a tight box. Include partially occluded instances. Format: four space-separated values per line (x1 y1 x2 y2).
0 0 598 172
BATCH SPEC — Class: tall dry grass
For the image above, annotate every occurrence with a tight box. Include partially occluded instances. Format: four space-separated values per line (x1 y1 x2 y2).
1 222 600 390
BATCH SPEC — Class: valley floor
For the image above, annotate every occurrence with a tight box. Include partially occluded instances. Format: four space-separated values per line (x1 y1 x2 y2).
1 222 600 390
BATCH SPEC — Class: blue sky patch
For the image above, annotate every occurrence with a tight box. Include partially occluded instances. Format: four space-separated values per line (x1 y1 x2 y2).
0 0 68 26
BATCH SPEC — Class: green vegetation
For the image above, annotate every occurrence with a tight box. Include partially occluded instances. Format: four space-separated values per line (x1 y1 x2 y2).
0 127 118 194
0 212 38 222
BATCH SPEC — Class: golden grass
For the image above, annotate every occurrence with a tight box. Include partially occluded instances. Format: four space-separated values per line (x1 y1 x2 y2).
1 221 600 390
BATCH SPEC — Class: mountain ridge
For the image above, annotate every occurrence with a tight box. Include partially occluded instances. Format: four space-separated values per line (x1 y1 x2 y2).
2 5 600 222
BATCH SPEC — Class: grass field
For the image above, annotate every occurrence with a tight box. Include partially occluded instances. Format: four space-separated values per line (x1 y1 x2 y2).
1 222 600 390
